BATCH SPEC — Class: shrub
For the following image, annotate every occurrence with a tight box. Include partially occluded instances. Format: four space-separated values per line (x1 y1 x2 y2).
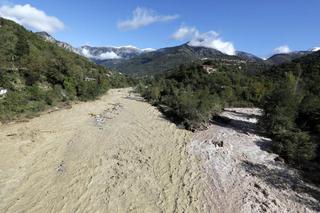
273 131 316 166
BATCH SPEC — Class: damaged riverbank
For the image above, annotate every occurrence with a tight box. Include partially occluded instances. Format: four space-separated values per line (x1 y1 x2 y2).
0 89 318 212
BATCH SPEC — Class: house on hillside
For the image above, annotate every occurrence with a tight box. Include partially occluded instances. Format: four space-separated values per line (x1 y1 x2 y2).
85 77 96 81
202 65 217 74
0 88 8 96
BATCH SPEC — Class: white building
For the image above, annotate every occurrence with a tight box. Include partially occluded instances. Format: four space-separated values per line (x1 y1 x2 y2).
0 88 8 96
202 65 217 74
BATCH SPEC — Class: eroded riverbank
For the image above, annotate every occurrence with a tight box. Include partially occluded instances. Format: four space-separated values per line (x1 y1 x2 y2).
0 89 318 213
190 108 320 212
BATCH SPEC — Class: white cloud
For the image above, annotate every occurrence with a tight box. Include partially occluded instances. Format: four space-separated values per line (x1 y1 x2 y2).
172 26 236 55
81 48 93 58
99 51 121 59
171 25 198 40
113 45 138 49
81 48 121 60
0 4 64 33
273 45 291 54
118 7 179 30
142 48 156 52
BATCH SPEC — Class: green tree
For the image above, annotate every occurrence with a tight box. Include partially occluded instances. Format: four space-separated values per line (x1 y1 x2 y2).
273 131 316 166
262 72 299 133
15 30 30 59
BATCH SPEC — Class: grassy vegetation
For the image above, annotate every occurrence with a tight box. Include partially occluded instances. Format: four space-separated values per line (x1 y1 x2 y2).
0 18 133 122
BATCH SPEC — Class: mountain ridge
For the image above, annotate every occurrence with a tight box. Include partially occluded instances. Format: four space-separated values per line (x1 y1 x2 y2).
266 51 313 65
96 43 267 74
35 31 320 74
36 31 155 61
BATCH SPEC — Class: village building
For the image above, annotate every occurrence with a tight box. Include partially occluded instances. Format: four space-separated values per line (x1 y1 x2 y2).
0 88 8 96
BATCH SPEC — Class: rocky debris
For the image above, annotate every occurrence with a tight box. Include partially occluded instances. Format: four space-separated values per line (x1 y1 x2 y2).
189 108 320 212
90 103 123 127
1 90 319 213
205 139 224 147
57 161 65 174
6 133 17 137
274 156 285 163
94 114 106 126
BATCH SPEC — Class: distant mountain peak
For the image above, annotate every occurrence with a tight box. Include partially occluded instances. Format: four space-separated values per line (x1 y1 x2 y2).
36 31 52 37
236 51 263 63
36 32 155 60
266 50 312 65
36 31 79 53
36 31 55 42
35 30 317 70
78 45 155 60
310 47 320 52
142 48 156 52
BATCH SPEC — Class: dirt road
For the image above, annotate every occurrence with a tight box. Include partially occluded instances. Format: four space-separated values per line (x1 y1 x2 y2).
0 89 319 213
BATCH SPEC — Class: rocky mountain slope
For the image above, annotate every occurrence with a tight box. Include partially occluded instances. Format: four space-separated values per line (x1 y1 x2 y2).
99 45 320 75
36 31 320 75
36 31 155 62
266 51 313 65
35 31 79 53
97 44 266 74
79 45 155 60
236 51 265 63
35 32 266 74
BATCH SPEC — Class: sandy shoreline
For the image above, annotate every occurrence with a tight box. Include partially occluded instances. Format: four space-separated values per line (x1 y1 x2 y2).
0 89 319 212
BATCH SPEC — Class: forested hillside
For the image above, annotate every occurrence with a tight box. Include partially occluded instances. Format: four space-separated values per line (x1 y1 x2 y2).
137 62 269 129
138 52 320 185
261 51 320 184
0 18 132 122
266 51 312 65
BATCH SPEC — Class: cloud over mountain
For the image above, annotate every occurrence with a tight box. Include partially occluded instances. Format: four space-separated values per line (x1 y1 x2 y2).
81 48 121 60
172 25 198 40
172 25 236 55
0 4 64 33
273 45 291 54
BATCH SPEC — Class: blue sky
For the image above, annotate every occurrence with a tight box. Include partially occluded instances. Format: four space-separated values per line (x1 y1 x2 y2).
0 0 319 57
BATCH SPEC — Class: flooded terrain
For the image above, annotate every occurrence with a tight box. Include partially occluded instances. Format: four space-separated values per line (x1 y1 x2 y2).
190 108 320 212
0 89 319 213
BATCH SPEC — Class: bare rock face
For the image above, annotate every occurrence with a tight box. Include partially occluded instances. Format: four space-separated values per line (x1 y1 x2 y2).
36 31 79 53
